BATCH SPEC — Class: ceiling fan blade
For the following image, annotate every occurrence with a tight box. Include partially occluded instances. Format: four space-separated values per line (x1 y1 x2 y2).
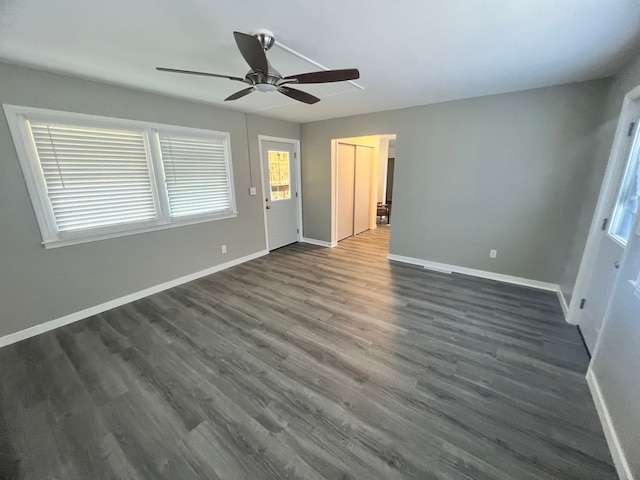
156 67 246 82
283 68 360 84
224 87 255 101
278 87 320 105
233 31 269 74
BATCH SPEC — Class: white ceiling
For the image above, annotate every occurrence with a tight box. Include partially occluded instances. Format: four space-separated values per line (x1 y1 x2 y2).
1 0 640 123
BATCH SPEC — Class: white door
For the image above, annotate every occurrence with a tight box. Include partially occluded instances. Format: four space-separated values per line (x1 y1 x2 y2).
337 143 356 241
354 145 373 234
580 117 640 352
261 139 299 250
590 182 640 475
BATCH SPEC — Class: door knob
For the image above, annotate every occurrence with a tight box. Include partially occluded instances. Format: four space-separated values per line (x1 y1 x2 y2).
266 205 271 209
614 261 620 269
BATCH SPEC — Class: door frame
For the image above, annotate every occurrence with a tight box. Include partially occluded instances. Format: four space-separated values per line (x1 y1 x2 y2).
567 84 640 325
258 135 303 251
331 140 378 245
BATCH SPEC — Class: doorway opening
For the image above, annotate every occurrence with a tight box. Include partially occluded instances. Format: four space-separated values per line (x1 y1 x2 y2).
331 134 396 246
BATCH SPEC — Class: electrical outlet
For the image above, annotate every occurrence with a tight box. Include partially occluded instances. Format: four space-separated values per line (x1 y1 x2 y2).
221 245 227 254
249 187 257 196
490 249 497 258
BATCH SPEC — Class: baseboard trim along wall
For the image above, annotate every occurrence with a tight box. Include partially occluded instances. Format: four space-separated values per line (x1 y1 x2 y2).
0 249 269 349
302 237 337 248
557 290 570 318
586 368 634 480
387 254 561 292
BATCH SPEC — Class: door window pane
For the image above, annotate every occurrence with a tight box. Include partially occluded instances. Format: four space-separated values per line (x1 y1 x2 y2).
269 151 291 201
610 126 640 245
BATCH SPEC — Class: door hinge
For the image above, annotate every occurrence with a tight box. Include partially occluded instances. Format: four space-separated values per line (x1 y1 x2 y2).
579 298 586 309
628 121 636 137
296 228 299 234
294 151 297 158
601 218 608 231
295 192 298 198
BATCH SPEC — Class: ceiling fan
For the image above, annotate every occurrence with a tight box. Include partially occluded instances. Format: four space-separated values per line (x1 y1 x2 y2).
156 30 360 105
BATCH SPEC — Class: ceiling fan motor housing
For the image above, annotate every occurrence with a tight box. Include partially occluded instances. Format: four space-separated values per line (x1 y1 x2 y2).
253 29 276 51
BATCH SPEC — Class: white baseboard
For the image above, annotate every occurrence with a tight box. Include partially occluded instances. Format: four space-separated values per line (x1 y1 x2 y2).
0 249 269 349
302 237 337 248
586 368 634 480
557 289 570 319
387 253 560 292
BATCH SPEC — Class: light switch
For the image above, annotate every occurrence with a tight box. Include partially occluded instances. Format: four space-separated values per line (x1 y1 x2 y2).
249 187 257 196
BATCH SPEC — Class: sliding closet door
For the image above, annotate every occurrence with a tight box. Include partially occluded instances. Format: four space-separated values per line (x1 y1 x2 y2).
354 146 373 235
337 143 356 241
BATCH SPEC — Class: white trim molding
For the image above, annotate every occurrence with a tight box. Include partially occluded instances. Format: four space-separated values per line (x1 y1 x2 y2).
0 249 268 349
387 254 560 292
586 368 635 480
557 289 570 318
302 237 337 248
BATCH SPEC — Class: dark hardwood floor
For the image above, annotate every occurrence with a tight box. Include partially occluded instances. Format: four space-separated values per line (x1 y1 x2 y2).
0 226 616 479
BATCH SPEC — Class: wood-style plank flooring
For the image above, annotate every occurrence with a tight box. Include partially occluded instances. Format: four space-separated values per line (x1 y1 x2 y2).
0 227 616 479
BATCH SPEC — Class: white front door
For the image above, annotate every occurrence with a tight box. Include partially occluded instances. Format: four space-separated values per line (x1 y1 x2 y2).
261 139 299 250
580 116 640 352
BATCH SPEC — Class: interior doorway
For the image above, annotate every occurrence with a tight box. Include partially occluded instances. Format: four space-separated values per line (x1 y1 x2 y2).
331 134 396 245
259 136 302 251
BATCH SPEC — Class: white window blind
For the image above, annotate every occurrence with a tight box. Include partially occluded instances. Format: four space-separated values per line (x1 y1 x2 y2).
29 122 156 232
158 132 233 218
4 104 238 248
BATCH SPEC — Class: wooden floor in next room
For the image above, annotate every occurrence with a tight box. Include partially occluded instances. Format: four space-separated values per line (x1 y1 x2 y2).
0 226 616 479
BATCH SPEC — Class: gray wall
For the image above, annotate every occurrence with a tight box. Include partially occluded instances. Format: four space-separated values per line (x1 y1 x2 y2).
590 50 640 477
0 62 299 338
301 80 610 284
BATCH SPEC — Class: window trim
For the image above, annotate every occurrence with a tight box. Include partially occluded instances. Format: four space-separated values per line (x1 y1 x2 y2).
3 104 238 249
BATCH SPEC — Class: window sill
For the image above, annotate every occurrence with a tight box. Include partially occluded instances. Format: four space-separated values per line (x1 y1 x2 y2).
42 211 238 249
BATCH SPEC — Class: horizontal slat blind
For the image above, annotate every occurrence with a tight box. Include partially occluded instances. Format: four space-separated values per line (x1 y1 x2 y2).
158 133 232 218
29 122 156 232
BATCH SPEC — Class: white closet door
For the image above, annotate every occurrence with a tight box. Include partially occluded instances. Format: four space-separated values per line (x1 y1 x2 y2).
354 145 373 235
337 143 356 241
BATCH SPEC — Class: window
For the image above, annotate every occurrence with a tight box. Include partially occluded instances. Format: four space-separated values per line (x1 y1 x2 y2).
609 122 640 246
29 122 157 232
158 131 233 218
268 150 291 201
4 105 236 248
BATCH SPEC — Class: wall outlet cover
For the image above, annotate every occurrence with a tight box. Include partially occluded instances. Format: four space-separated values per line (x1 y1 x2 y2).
249 187 257 196
221 245 227 254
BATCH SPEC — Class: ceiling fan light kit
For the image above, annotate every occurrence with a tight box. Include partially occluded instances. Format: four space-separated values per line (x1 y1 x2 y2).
156 29 360 105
